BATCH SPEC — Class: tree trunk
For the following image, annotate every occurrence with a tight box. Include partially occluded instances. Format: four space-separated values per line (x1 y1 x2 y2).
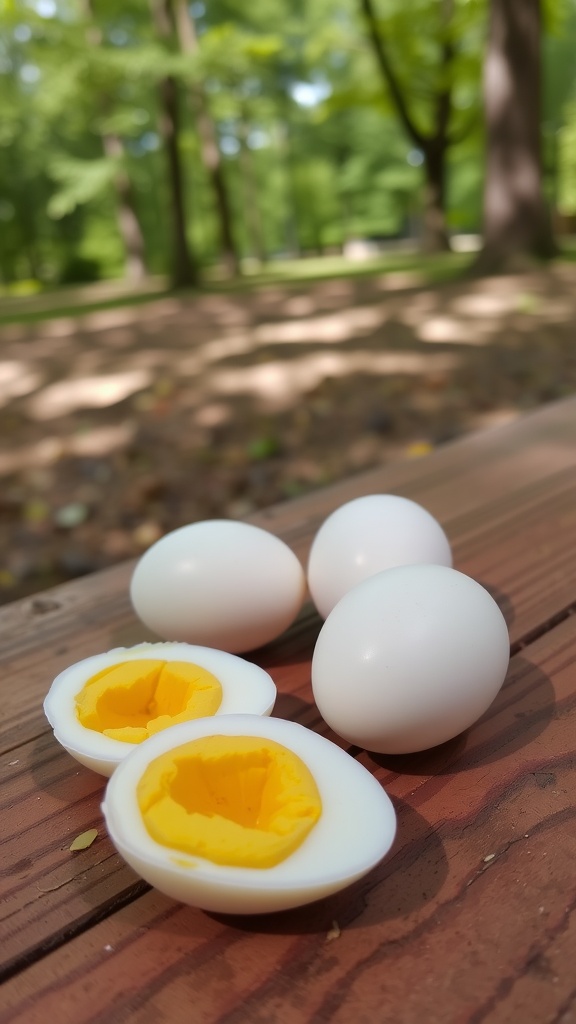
172 0 240 277
159 74 198 288
359 0 455 253
422 142 451 252
102 133 147 282
150 0 199 289
476 0 555 272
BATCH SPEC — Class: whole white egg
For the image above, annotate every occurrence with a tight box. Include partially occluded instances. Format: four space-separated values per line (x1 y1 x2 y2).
311 564 510 754
44 642 277 776
102 714 397 914
130 520 306 653
307 494 452 618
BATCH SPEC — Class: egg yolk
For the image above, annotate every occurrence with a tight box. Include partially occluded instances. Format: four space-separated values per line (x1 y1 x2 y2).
137 735 322 869
75 660 223 743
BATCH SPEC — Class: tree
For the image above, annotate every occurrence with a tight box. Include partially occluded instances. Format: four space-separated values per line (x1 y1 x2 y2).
82 0 147 282
172 0 240 276
358 0 481 251
149 0 199 288
475 0 556 271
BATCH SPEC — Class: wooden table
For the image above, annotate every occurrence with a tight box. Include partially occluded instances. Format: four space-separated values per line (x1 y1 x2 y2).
2 395 576 1024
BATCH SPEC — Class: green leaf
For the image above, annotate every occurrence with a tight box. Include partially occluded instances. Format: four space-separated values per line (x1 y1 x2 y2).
69 828 98 852
47 156 118 218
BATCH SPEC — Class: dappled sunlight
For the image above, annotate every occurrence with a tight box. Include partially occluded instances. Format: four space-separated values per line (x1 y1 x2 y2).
1 263 576 491
26 369 152 420
210 350 459 410
2 264 576 602
374 271 427 292
80 298 183 333
451 291 520 317
66 421 137 456
253 305 387 345
187 332 254 365
414 315 489 345
281 295 316 317
0 360 42 406
0 421 136 475
193 402 232 428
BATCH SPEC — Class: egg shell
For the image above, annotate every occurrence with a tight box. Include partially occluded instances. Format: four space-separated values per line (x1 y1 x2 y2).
311 564 510 754
307 494 452 619
102 714 397 915
130 520 306 653
44 642 277 776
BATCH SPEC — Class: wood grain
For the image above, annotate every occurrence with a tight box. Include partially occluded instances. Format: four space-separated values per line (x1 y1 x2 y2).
0 611 345 974
1 613 575 1023
2 397 576 1022
2 397 576 757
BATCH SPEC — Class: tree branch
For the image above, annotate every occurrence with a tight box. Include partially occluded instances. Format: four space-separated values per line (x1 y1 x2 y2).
433 0 456 150
359 0 426 150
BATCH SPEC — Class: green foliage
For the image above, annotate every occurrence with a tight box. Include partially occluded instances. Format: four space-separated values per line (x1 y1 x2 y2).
0 0 574 286
48 155 119 218
354 0 485 139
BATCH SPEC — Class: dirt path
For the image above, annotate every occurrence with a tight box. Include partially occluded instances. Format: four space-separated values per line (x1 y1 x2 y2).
1 263 575 602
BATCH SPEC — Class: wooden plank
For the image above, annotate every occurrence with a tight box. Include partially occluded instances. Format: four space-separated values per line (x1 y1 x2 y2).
2 433 576 759
0 612 343 974
0 734 144 978
0 378 574 713
1 397 576 991
250 394 576 558
1 610 575 1023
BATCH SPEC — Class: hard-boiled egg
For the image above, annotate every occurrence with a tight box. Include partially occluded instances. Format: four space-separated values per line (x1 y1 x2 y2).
307 494 452 618
102 714 397 914
44 642 276 776
130 520 306 653
311 564 510 754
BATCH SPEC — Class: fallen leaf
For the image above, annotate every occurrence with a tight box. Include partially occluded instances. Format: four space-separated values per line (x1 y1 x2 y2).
23 499 50 524
69 828 98 851
406 441 434 458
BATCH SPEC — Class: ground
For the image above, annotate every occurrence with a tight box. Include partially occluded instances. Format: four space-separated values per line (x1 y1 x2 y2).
1 259 576 604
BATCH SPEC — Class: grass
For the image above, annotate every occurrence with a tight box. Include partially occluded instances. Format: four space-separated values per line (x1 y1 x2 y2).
0 251 474 328
0 287 172 328
208 249 474 290
1 243 574 328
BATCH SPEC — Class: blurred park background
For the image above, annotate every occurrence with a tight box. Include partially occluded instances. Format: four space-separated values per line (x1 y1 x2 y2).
1 0 576 602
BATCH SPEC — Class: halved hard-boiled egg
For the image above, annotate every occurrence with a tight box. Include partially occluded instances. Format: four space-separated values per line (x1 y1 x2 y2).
102 714 397 914
44 642 276 776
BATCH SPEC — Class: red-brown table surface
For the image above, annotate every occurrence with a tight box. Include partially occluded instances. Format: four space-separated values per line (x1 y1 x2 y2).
1 396 576 1024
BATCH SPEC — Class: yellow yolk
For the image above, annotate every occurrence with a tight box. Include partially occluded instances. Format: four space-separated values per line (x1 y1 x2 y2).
75 660 223 743
136 735 322 868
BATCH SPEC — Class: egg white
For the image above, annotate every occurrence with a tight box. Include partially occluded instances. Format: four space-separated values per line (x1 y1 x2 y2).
44 642 277 776
102 714 397 915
